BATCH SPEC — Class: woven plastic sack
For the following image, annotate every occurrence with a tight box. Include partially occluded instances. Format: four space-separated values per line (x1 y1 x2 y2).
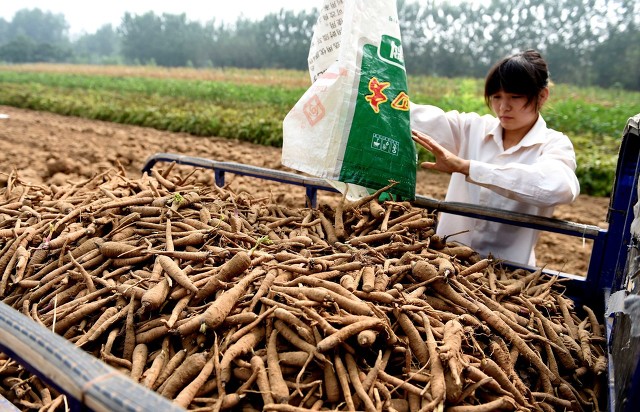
282 0 416 201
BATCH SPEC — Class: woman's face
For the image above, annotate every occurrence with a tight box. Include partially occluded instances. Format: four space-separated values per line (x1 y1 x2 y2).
489 90 543 135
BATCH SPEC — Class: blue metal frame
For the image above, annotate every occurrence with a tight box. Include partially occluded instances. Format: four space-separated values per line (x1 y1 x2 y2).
141 154 340 208
0 302 184 412
606 119 640 293
605 116 640 412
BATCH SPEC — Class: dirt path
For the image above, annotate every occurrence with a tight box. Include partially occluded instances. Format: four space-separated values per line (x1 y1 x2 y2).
0 105 609 275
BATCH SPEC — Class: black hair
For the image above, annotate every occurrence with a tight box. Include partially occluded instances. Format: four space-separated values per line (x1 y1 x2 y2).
484 49 550 109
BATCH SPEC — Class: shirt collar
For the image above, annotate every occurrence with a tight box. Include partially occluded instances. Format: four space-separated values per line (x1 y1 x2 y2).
485 115 548 149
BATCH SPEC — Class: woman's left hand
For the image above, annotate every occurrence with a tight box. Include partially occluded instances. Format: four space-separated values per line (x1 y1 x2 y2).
411 129 470 176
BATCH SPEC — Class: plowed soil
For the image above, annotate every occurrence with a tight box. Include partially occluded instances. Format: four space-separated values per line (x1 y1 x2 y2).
0 105 609 275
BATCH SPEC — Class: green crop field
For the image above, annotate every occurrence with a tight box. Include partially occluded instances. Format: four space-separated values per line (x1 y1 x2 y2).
1 64 638 196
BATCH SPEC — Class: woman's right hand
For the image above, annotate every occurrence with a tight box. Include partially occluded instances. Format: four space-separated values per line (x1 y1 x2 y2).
412 129 470 176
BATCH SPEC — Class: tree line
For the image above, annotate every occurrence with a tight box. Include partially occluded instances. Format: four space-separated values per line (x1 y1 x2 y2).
0 0 638 90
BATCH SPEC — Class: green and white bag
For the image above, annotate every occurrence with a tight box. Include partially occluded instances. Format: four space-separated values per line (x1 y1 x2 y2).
282 0 416 201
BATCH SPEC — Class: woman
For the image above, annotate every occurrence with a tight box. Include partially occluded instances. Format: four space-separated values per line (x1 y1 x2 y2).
411 49 580 266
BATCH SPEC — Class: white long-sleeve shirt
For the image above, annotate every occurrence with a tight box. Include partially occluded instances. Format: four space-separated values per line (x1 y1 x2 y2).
410 104 580 266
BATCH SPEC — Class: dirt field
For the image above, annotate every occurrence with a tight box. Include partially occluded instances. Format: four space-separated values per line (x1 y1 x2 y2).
0 105 610 275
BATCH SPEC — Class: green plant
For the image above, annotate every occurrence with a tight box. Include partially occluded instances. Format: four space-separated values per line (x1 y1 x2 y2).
1 65 638 197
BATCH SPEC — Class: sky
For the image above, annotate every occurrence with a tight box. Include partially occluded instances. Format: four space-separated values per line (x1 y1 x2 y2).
1 1 316 36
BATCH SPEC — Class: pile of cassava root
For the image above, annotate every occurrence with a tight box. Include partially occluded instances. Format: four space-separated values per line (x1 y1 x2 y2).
0 165 606 412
